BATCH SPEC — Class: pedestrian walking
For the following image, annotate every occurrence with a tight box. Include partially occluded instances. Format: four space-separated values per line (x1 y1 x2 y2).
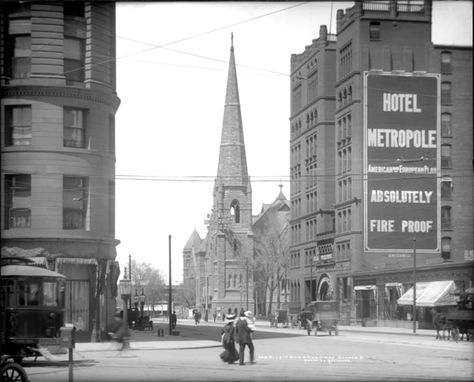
235 310 255 365
213 311 217 322
219 313 239 364
108 313 130 351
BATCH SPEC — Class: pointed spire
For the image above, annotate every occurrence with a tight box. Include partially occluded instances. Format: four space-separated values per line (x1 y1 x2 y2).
216 34 249 186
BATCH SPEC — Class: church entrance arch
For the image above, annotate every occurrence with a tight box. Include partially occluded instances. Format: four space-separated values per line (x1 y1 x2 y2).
318 275 335 301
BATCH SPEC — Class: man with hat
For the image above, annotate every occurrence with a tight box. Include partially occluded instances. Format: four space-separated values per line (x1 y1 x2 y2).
235 310 256 365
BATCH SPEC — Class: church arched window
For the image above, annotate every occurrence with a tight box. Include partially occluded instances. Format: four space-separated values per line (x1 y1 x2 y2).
230 199 240 223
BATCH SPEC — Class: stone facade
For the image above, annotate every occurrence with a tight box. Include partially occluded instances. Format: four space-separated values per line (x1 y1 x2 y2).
1 2 120 340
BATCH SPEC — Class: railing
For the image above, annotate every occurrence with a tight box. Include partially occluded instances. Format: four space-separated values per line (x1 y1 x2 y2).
363 1 390 12
397 1 424 13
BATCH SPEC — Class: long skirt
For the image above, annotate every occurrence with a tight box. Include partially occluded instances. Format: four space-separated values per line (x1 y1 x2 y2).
220 342 239 364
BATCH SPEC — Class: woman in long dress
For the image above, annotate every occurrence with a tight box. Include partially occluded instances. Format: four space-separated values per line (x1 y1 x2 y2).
220 313 239 364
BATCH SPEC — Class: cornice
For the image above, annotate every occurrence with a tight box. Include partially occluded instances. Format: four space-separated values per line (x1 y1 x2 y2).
1 86 121 111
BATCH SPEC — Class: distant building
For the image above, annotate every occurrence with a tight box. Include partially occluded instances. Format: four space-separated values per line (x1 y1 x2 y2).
289 0 473 328
1 2 121 340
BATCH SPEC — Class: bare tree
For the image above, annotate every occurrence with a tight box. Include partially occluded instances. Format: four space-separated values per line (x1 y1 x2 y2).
130 260 166 312
252 208 290 317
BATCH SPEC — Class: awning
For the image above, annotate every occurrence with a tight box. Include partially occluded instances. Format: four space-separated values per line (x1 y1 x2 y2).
397 281 458 307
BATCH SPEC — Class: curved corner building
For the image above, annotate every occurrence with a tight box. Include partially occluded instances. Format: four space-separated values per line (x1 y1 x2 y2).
1 2 121 340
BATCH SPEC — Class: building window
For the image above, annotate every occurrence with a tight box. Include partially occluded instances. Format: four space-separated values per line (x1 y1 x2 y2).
64 1 85 17
5 174 31 229
339 42 352 80
441 144 452 168
63 176 88 230
441 113 452 137
12 35 31 79
230 200 240 223
441 206 451 230
369 22 381 41
440 51 452 74
441 237 451 260
63 108 85 148
441 177 453 200
441 82 452 105
5 105 32 146
64 37 85 84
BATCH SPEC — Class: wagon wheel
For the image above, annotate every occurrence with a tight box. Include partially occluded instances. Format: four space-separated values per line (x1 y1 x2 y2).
0 362 29 382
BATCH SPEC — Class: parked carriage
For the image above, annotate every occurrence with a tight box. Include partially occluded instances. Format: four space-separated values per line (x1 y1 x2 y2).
1 256 66 363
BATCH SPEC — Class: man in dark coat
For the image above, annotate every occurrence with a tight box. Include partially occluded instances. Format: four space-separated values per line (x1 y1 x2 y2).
235 311 255 365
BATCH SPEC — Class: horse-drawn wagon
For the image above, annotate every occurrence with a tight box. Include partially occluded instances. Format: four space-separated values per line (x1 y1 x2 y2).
307 300 339 336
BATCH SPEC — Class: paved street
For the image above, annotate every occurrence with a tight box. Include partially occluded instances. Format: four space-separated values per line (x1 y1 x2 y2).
22 321 474 382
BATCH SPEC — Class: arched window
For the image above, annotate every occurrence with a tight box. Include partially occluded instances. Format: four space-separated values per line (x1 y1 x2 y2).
230 199 240 223
348 86 352 102
233 274 237 288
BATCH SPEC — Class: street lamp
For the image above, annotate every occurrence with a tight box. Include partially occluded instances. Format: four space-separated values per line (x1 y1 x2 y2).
139 288 145 331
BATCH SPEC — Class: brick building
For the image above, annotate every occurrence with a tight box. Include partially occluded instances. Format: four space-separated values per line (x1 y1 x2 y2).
289 0 473 328
1 2 121 340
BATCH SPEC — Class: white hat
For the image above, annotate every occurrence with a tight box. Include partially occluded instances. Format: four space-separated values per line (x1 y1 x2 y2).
225 313 236 323
244 311 254 319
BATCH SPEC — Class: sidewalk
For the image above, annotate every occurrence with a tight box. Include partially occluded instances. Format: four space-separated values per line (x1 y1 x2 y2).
71 318 435 353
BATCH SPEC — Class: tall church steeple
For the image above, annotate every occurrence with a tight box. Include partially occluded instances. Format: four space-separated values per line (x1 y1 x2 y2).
216 33 249 187
209 35 254 314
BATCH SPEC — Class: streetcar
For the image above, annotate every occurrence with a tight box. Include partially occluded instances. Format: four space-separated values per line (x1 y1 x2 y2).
1 256 66 363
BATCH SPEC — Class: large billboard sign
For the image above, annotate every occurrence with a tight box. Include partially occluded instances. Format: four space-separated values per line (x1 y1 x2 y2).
363 72 440 253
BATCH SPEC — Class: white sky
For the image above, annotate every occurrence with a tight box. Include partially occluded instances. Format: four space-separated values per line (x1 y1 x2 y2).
114 1 472 283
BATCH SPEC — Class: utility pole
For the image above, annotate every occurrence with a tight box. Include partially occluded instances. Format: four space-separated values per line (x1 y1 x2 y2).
413 237 417 334
169 235 173 335
129 254 132 309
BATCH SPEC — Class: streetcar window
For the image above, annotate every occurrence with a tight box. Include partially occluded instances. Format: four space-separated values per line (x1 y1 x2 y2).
43 281 58 307
1 280 15 307
19 281 40 305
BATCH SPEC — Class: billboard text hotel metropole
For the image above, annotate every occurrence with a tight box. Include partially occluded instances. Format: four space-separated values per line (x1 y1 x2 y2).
363 72 440 253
